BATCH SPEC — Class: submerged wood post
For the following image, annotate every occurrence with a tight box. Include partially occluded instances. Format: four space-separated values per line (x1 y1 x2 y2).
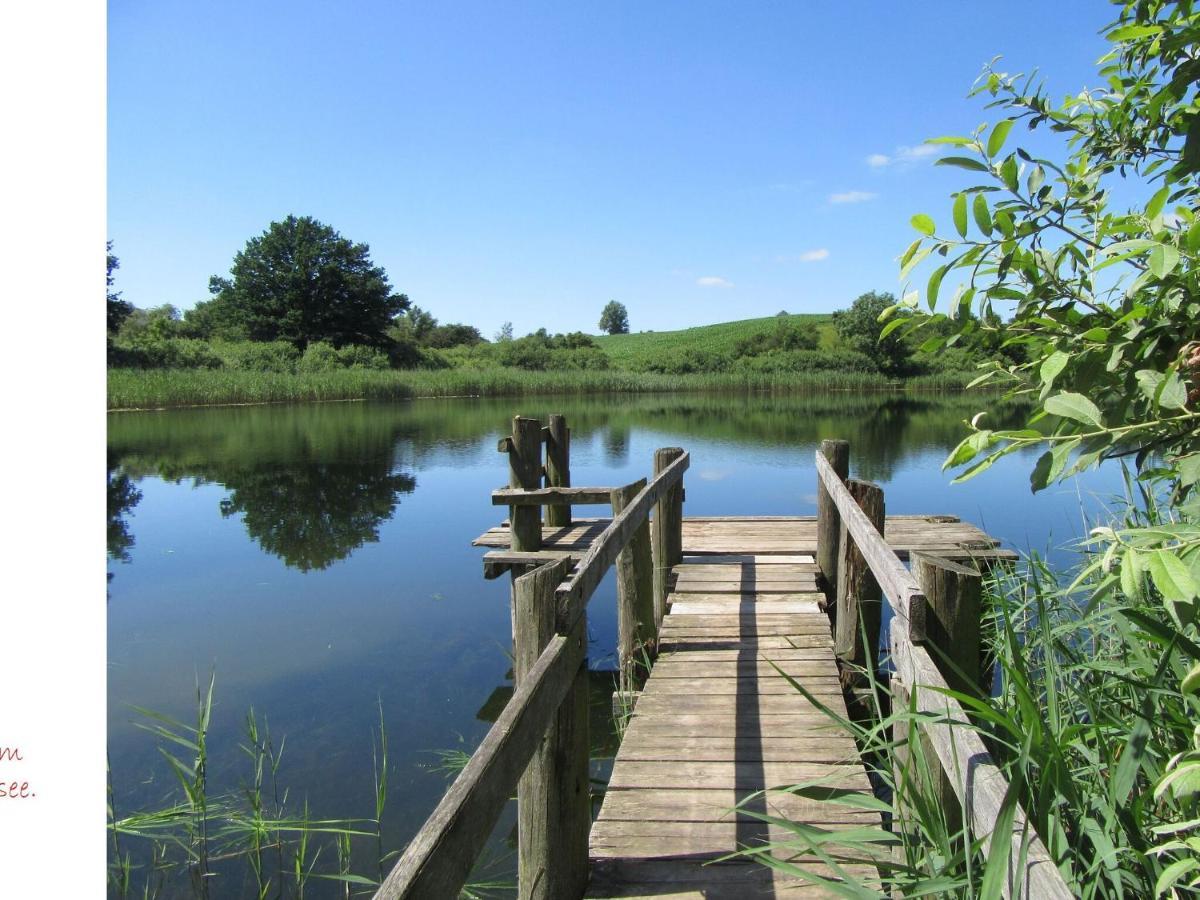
651 447 685 629
513 558 589 899
834 478 884 692
910 553 984 835
816 439 850 605
612 479 655 693
544 415 571 528
503 416 543 552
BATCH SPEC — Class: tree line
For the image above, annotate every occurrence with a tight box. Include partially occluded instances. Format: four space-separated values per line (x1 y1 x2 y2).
107 215 1005 379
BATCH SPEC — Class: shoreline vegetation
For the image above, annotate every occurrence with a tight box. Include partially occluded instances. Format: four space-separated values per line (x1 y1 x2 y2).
107 366 988 411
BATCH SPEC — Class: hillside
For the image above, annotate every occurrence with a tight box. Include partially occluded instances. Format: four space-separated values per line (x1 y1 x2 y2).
593 313 836 370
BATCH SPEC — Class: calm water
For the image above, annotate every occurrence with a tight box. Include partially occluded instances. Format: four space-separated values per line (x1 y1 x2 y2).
106 392 1124 894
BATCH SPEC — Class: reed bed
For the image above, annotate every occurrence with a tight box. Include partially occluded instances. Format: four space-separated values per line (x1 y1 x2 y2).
107 367 977 410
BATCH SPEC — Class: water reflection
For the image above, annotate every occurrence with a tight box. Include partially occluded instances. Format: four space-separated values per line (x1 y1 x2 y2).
108 405 420 572
107 452 142 563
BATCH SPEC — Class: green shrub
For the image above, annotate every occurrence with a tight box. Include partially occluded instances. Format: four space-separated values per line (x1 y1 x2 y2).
110 337 224 369
296 341 341 373
638 348 732 374
335 344 390 370
215 340 300 373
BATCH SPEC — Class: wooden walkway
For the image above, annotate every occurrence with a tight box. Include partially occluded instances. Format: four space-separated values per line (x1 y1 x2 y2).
474 516 1015 898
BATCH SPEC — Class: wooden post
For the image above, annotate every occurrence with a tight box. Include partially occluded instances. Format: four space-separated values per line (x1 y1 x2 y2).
816 439 850 604
651 447 685 629
612 479 655 693
513 558 589 900
834 478 884 692
505 416 543 552
544 415 571 528
910 553 984 836
912 553 984 698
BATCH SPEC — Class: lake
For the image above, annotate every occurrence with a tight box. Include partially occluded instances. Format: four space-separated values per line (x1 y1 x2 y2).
106 391 1124 895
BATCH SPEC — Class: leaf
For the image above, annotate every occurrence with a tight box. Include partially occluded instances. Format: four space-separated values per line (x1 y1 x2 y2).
952 193 968 238
972 193 992 235
1136 369 1166 403
1188 220 1200 253
926 264 947 310
1149 243 1180 278
1120 551 1140 599
1000 156 1019 192
1040 350 1068 385
911 213 936 236
986 120 1014 157
1146 184 1171 219
1183 662 1200 695
1186 112 1200 172
1178 453 1200 487
1159 372 1188 410
935 156 989 172
1108 23 1163 41
1044 392 1104 428
1027 165 1045 195
1147 549 1199 602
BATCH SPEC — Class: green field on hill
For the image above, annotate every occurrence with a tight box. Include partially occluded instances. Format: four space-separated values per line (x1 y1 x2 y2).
593 313 836 370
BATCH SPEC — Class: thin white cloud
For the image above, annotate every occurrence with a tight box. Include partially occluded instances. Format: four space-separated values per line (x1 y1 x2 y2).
696 275 734 288
866 144 938 169
829 190 878 204
798 248 829 262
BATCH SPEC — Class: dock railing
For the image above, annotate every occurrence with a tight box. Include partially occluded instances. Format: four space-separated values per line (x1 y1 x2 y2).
815 439 1072 899
375 416 687 900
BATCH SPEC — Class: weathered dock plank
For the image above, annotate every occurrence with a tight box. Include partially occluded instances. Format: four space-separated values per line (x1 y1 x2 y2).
585 534 884 899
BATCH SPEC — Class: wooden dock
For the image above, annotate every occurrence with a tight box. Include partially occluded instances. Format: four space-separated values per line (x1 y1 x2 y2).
377 419 1068 900
477 517 1011 897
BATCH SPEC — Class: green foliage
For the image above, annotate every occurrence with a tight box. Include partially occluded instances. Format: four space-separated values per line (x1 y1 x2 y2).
206 215 409 349
107 240 133 333
599 300 630 335
216 340 300 373
832 291 911 374
882 0 1200 883
732 314 821 358
495 328 609 371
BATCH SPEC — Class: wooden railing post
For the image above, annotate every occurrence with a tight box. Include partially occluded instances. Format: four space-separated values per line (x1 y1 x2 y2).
651 447 685 629
502 416 543 552
612 480 655 694
912 553 984 696
907 553 984 838
834 478 884 693
513 558 589 899
816 439 850 604
544 415 571 528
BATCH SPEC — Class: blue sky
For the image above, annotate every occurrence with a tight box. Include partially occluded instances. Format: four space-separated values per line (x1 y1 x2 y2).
109 0 1117 336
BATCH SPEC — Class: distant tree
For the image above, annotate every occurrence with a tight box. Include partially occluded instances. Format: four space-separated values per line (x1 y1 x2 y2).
494 321 514 342
397 305 438 343
599 300 630 335
207 215 408 349
107 241 133 333
832 291 909 373
425 323 484 349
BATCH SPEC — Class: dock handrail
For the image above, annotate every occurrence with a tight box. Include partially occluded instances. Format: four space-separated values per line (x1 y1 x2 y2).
814 445 1072 899
376 419 687 900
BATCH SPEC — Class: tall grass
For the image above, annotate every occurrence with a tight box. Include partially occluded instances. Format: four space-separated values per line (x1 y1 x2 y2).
109 676 514 899
733 488 1200 897
108 366 978 410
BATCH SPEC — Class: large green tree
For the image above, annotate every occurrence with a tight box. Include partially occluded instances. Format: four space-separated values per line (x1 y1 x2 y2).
832 291 909 373
207 215 409 349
